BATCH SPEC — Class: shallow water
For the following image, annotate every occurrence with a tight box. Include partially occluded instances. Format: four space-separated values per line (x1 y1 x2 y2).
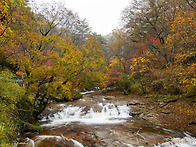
40 103 131 126
21 94 196 147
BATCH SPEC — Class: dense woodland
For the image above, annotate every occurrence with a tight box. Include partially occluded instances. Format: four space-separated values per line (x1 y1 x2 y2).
0 0 195 145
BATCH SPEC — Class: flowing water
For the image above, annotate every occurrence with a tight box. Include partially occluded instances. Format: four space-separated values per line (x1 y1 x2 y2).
21 92 196 147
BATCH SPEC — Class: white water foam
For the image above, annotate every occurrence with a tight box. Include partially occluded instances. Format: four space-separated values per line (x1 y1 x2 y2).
70 138 84 147
41 103 131 127
155 132 196 147
26 135 84 147
80 90 95 95
26 138 35 147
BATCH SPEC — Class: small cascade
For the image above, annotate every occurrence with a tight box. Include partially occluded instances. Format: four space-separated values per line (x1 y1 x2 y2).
28 95 196 147
25 138 35 147
24 135 84 147
41 103 131 127
155 132 196 147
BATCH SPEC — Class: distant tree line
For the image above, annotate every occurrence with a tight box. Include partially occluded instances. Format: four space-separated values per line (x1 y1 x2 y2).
104 0 195 96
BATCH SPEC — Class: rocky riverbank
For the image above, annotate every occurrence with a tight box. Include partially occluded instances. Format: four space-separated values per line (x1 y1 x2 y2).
99 90 196 135
20 90 196 147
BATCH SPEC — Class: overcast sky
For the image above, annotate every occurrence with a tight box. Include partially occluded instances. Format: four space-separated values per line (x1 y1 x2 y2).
32 0 130 35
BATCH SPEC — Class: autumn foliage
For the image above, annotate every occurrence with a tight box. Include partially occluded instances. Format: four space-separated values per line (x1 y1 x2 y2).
106 0 195 96
0 1 106 145
0 0 195 145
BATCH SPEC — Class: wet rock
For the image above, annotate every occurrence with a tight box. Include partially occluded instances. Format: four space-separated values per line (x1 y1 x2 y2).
189 122 196 125
132 112 142 117
23 135 81 147
22 94 196 147
103 96 116 100
139 113 161 125
128 100 145 106
139 113 148 118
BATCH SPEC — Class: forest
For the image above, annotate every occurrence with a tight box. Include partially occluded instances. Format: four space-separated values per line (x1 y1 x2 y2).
0 0 195 145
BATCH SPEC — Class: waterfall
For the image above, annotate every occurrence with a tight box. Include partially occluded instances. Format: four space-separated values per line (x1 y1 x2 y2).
25 135 84 147
40 103 131 127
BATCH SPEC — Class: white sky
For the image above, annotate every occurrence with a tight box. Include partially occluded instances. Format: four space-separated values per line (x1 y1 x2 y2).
32 0 130 35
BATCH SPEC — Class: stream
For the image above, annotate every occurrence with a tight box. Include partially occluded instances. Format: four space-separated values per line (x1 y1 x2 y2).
21 92 196 147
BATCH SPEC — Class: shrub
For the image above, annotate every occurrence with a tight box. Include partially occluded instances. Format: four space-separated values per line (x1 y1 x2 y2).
0 69 26 146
